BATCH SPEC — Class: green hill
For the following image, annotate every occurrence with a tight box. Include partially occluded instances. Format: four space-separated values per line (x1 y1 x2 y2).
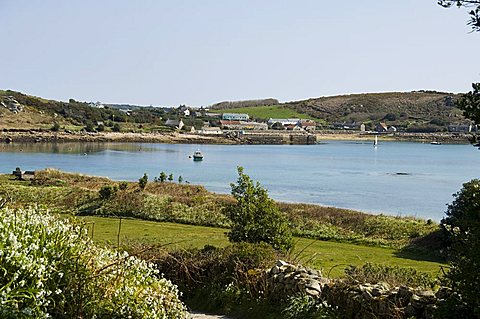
211 91 465 131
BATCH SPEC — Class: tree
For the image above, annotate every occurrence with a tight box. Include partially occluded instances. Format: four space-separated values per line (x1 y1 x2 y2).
138 173 148 190
441 179 480 317
439 0 480 32
158 172 167 183
226 167 293 252
168 173 174 182
178 175 183 183
99 184 118 200
457 83 480 125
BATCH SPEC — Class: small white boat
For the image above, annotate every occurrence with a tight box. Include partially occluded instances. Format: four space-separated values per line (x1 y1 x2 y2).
373 135 378 147
192 150 203 161
430 141 441 145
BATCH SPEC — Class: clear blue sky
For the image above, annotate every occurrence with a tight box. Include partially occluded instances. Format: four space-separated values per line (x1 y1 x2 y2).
1 0 479 106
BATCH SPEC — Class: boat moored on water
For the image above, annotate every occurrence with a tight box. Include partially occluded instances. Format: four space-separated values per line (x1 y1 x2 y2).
192 150 204 161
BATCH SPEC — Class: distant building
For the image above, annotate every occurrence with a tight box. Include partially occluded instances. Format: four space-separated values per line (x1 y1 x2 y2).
333 122 361 130
219 120 267 130
360 124 366 132
375 123 388 132
89 102 105 109
222 113 249 121
165 119 184 130
448 124 475 133
299 120 317 131
267 118 300 127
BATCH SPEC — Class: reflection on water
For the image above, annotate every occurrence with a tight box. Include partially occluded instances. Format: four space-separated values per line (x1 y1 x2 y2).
0 142 159 154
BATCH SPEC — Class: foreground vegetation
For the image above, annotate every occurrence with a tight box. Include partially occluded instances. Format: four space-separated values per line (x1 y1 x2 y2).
0 207 186 318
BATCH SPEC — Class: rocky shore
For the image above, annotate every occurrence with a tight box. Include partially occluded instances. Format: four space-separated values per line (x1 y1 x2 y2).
0 129 473 145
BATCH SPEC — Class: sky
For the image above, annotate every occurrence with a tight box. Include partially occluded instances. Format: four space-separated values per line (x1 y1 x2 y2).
1 0 479 106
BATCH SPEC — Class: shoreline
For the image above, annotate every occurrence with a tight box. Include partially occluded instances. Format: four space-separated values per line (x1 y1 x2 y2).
0 129 474 145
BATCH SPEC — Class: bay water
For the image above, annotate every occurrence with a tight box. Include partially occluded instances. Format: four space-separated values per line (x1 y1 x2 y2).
1 141 479 221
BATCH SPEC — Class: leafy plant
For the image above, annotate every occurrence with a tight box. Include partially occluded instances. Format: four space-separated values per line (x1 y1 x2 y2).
0 207 186 318
98 184 118 200
441 179 480 316
226 167 293 252
138 173 148 190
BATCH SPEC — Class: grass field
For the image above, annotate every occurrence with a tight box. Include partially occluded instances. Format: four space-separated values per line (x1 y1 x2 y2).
81 216 446 278
215 105 317 120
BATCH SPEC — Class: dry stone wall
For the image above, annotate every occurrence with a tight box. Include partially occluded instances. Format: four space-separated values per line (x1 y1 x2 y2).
266 260 445 319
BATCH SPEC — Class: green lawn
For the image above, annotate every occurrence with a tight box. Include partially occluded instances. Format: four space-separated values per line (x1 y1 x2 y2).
215 105 316 120
81 216 445 278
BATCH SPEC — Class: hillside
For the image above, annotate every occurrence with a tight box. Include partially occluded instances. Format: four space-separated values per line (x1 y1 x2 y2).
212 91 466 131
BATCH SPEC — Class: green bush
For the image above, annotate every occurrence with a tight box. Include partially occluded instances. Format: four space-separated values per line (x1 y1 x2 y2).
98 184 118 200
226 167 293 252
138 173 148 190
282 295 339 319
0 207 186 318
441 179 480 316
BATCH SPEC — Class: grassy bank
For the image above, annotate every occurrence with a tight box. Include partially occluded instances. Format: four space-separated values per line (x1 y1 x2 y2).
0 169 440 250
80 216 445 278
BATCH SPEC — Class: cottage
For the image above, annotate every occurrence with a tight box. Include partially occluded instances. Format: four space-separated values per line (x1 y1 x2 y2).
299 120 317 131
165 119 185 130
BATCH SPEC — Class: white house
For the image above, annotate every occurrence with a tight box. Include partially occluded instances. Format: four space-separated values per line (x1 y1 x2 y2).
165 119 184 130
267 118 300 127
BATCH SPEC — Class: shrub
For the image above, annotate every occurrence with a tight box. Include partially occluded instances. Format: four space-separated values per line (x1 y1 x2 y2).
282 295 339 319
441 179 480 316
226 167 293 252
138 173 148 190
0 207 187 318
98 184 118 200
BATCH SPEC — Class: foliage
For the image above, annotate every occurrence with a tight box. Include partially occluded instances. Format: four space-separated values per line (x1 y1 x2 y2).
131 242 280 316
138 173 148 190
98 184 118 200
168 173 174 182
178 175 183 183
112 122 121 132
344 263 438 289
157 172 167 183
438 0 480 32
226 167 293 252
282 295 339 319
0 207 186 318
456 82 480 124
84 121 95 132
441 179 480 316
50 122 60 132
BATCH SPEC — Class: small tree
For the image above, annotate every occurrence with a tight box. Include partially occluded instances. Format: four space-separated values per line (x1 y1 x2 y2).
99 184 118 200
441 179 480 317
178 175 183 183
168 173 174 182
158 172 167 183
138 173 148 190
226 167 293 252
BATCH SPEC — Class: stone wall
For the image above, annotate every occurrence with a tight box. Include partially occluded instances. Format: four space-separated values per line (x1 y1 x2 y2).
266 260 445 319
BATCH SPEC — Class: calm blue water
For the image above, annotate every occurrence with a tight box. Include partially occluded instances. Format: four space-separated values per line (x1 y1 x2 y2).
1 141 479 220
